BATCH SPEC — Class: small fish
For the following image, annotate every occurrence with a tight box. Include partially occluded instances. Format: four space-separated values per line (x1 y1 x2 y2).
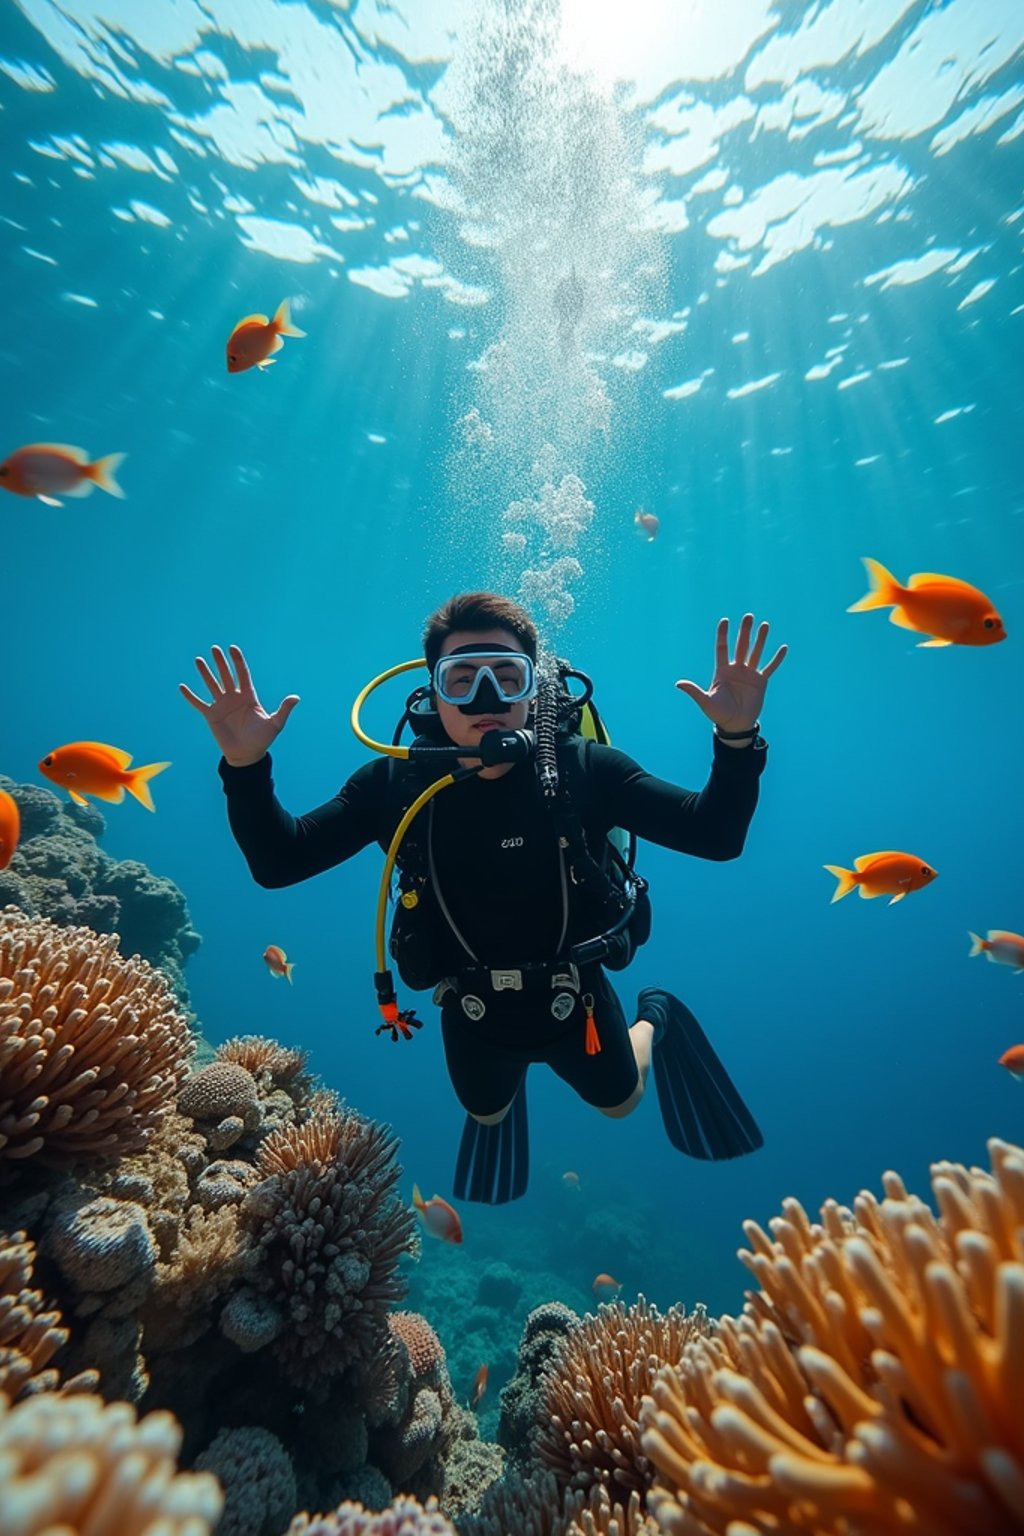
634 509 659 541
999 1045 1024 1080
969 931 1024 974
226 299 306 374
412 1184 463 1245
0 789 20 870
263 944 295 983
471 1363 489 1409
38 742 170 811
562 1170 581 1189
824 851 936 906
847 557 1005 647
592 1272 622 1300
0 443 125 506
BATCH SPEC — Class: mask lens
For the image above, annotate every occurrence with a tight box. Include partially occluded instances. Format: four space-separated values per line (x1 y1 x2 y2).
435 652 534 706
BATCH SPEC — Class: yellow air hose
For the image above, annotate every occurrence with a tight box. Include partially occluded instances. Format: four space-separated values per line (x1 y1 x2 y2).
350 657 472 1037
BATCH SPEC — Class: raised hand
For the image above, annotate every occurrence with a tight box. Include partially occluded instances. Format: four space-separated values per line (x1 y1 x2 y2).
676 615 786 735
179 644 299 767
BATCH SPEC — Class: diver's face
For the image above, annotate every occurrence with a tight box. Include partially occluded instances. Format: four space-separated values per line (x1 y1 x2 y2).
434 626 534 751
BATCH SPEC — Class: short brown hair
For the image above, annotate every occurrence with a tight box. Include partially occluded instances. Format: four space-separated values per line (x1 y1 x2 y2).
422 591 539 671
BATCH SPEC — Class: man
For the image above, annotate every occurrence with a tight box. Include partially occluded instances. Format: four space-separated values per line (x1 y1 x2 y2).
181 592 785 1202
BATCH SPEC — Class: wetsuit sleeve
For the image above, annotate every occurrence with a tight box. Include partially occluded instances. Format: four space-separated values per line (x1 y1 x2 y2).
217 753 387 887
586 735 767 859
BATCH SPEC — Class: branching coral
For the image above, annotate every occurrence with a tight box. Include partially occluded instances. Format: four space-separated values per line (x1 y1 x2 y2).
537 1296 712 1495
241 1107 418 1385
641 1136 1024 1536
0 907 194 1167
144 1203 249 1352
0 1230 97 1400
217 1034 308 1084
286 1496 458 1535
0 1389 223 1533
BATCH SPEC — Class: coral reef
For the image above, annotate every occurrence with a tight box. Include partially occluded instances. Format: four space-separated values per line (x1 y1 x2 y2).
0 776 201 1008
0 1230 97 1400
0 907 194 1169
194 1424 298 1536
286 1496 458 1534
460 1468 660 1536
498 1301 581 1466
242 1106 419 1386
641 1137 1024 1535
537 1296 712 1495
0 1389 223 1533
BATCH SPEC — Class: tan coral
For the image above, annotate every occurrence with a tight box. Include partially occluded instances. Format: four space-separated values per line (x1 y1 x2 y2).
285 1495 457 1534
144 1203 248 1353
48 1196 156 1295
0 1389 222 1533
178 1061 260 1127
537 1295 712 1495
0 906 193 1167
641 1136 1024 1536
216 1034 308 1083
0 1231 97 1401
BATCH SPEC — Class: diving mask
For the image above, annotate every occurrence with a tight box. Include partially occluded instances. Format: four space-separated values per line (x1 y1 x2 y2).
433 646 536 713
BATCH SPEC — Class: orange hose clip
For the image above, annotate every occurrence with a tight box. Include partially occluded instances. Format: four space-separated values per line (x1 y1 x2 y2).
583 992 601 1055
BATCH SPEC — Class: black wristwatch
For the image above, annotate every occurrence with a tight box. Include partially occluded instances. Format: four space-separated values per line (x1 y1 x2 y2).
714 721 759 740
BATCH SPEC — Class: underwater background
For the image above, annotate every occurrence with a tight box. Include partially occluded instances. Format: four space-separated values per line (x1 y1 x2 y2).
2 0 1023 1454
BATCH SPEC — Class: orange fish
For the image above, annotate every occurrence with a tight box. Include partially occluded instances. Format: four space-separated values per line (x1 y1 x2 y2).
592 1273 622 1299
0 443 125 507
562 1170 581 1189
471 1363 488 1409
969 931 1024 974
847 557 1005 647
263 945 295 983
0 789 20 870
634 509 659 541
999 1046 1024 1080
226 299 305 374
39 742 170 811
824 851 936 906
412 1185 463 1245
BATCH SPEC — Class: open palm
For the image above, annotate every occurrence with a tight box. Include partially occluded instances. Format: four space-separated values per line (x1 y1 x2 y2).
676 614 786 733
180 644 299 767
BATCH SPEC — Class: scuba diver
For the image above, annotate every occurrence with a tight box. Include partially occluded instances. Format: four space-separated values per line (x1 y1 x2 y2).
181 591 786 1204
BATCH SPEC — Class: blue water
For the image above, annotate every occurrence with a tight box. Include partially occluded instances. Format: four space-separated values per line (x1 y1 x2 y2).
3 0 1023 1420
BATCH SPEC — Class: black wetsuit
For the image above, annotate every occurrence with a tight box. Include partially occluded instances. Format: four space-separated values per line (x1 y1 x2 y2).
219 734 766 1114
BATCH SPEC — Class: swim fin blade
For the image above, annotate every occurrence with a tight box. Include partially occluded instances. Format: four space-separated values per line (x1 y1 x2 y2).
639 988 763 1160
453 1080 529 1204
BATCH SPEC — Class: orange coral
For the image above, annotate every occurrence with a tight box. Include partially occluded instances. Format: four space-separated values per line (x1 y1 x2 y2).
641 1137 1024 1536
0 1231 97 1401
257 1109 349 1174
0 906 193 1167
537 1296 711 1494
389 1311 446 1379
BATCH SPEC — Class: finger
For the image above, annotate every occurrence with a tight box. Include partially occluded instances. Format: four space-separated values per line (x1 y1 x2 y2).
675 680 711 707
195 656 224 697
272 695 301 727
761 643 788 679
179 683 210 713
211 644 237 693
748 620 770 670
733 612 754 666
714 618 729 671
229 644 255 696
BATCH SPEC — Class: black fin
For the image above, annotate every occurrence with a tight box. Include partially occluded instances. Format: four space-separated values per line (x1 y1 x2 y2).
453 1081 529 1203
640 988 763 1160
